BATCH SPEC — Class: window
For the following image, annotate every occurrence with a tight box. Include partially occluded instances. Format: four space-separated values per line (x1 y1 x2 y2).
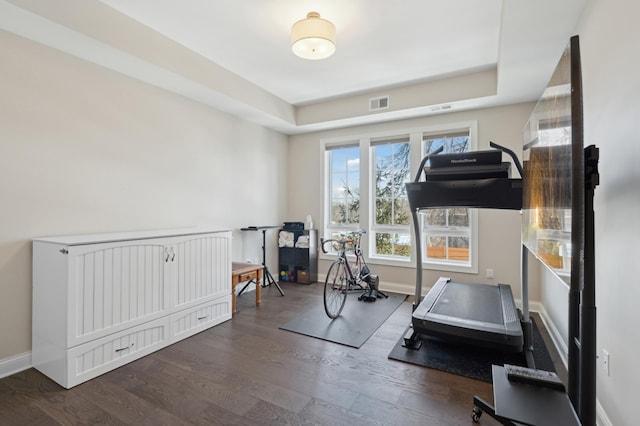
325 143 360 251
421 132 473 266
371 136 411 258
321 121 478 272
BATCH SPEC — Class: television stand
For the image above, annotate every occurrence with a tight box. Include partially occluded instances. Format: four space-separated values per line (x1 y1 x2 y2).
472 365 579 425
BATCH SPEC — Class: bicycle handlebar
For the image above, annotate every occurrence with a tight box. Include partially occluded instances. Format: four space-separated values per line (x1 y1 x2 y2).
321 237 350 254
320 229 367 254
320 238 329 254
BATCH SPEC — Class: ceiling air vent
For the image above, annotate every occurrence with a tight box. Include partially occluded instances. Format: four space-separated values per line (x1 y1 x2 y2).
369 96 390 111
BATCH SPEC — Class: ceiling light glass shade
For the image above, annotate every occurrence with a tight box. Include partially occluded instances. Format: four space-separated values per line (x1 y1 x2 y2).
291 12 336 60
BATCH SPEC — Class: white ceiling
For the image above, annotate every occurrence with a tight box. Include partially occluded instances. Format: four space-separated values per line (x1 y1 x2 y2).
1 0 589 134
99 0 504 106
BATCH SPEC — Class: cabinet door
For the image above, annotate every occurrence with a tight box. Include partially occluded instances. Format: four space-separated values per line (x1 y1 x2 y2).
67 240 168 347
171 232 231 310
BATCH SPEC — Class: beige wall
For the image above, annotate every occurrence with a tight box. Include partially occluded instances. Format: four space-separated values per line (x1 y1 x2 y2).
0 30 288 360
576 0 639 424
287 103 538 301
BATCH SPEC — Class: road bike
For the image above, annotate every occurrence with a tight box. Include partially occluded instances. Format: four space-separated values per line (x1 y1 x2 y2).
320 229 387 319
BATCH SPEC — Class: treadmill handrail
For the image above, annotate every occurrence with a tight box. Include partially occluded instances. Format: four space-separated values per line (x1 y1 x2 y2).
414 146 444 182
490 141 524 178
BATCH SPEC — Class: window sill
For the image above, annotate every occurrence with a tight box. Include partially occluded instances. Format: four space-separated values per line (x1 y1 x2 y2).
319 253 478 274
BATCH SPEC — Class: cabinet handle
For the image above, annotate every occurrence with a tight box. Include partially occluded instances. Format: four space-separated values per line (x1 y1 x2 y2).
166 247 175 262
197 316 208 320
115 343 134 353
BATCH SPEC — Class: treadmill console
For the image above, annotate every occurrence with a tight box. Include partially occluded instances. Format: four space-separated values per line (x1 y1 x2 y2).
429 150 501 169
424 150 511 181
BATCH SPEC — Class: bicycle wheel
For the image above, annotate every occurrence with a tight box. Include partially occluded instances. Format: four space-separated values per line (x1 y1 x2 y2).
324 261 348 318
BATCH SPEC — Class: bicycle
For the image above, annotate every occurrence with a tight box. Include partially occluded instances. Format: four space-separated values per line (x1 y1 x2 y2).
320 229 387 319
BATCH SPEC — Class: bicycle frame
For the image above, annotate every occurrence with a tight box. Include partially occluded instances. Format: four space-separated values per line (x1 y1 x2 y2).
321 229 386 318
321 229 368 287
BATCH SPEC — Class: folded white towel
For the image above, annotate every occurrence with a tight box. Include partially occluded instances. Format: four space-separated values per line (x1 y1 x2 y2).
279 231 295 247
295 235 310 248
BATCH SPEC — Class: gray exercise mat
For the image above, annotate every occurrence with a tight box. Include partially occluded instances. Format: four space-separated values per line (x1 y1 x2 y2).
388 317 556 383
280 292 407 348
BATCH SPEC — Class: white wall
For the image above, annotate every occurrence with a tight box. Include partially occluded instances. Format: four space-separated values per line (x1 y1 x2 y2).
287 103 537 300
538 266 570 362
0 30 288 361
577 0 640 424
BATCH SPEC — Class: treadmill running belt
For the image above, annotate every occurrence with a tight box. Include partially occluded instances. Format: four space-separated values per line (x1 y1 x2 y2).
412 278 523 352
431 282 503 325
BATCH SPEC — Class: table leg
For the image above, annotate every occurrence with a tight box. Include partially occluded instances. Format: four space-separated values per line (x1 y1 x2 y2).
256 269 262 306
232 279 238 316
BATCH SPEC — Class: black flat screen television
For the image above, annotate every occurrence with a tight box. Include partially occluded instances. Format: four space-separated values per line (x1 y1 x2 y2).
522 37 584 286
522 35 597 425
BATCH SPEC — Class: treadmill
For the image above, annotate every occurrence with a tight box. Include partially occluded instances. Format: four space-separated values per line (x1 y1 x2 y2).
405 142 535 365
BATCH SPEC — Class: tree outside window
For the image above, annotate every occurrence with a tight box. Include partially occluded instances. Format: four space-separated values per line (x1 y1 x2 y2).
372 138 411 257
326 144 360 251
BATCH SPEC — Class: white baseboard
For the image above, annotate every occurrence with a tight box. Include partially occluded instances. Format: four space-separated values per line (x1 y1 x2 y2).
596 399 613 426
378 280 415 296
530 302 569 369
0 351 31 379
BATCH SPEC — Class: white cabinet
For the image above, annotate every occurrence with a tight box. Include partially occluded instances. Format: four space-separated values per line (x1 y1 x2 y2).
32 228 231 388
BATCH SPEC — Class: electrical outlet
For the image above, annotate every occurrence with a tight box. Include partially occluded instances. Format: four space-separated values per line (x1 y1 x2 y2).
603 349 610 376
486 268 494 279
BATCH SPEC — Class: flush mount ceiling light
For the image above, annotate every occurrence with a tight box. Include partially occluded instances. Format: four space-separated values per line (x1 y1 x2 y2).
291 11 336 60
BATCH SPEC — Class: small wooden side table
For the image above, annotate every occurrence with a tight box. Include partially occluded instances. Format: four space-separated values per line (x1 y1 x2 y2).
231 262 264 315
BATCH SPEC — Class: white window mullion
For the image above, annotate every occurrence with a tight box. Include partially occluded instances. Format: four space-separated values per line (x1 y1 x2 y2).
359 137 370 250
322 140 361 254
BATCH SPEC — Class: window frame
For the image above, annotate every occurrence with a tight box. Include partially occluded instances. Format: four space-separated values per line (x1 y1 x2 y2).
322 140 364 254
320 121 478 274
420 127 479 274
370 135 413 260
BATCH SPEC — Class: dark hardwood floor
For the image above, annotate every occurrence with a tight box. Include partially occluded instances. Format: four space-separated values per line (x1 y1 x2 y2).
0 282 565 425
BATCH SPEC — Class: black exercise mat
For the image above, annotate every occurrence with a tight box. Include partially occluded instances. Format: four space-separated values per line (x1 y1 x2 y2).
388 318 555 383
280 292 407 348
